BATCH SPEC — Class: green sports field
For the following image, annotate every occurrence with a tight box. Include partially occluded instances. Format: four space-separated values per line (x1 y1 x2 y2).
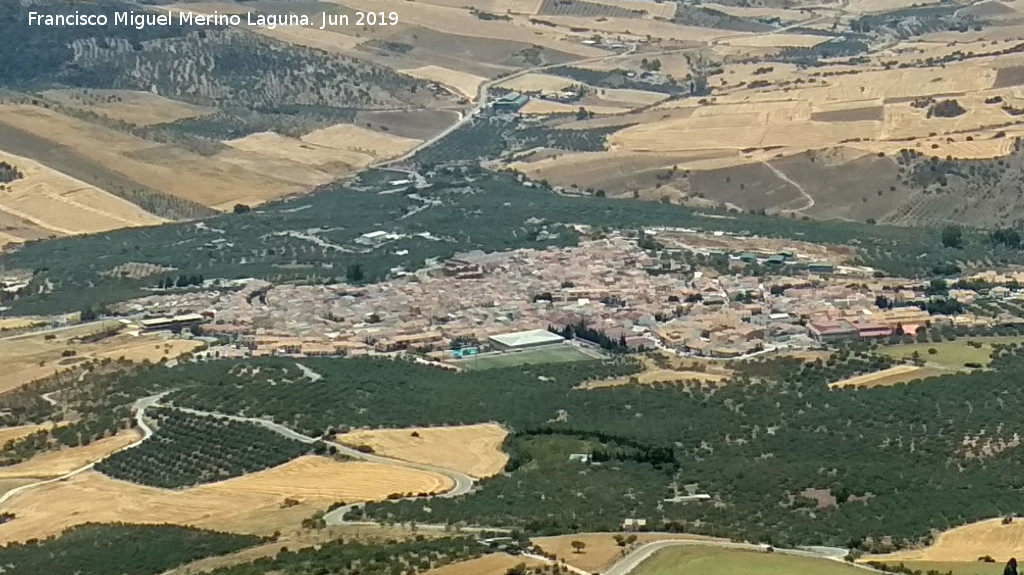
880 336 1024 369
456 345 596 370
633 546 866 575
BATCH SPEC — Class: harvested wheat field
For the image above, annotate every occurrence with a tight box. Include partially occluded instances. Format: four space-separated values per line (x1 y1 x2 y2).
0 423 63 447
521 100 630 115
0 105 310 210
333 0 606 58
90 337 204 363
583 369 730 389
721 33 830 48
0 322 198 393
0 430 141 480
0 457 453 543
871 517 1024 563
424 553 546 575
0 150 165 245
829 365 947 389
500 73 578 93
301 124 422 158
0 317 48 331
532 533 727 573
39 89 214 126
337 424 509 478
401 66 487 100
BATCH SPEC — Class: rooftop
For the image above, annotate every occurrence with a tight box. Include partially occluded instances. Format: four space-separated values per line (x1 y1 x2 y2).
488 328 564 348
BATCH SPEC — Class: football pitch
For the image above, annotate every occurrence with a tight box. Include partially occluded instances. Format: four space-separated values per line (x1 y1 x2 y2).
456 345 597 370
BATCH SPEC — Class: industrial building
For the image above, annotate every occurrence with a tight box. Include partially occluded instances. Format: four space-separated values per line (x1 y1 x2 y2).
488 328 565 350
139 313 207 333
491 92 529 113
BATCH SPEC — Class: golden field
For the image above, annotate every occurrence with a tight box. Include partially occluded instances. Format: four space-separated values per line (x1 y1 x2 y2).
0 150 165 247
0 456 453 543
0 430 141 479
0 321 202 394
336 424 509 478
39 89 215 126
871 517 1024 563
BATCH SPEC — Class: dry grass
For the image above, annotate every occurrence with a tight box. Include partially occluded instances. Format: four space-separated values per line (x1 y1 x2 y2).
0 149 165 246
0 430 141 479
532 532 727 573
39 89 214 126
583 369 730 389
424 553 546 575
0 423 63 447
0 105 311 210
0 456 453 543
829 365 947 389
330 0 606 57
400 66 486 100
0 322 200 394
521 99 630 115
336 424 509 478
499 73 578 93
721 33 830 48
222 125 421 185
0 318 49 331
871 517 1024 563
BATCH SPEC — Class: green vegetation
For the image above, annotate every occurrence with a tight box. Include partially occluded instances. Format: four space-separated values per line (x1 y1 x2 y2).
95 408 312 488
548 66 689 94
632 546 866 575
457 345 596 370
0 523 261 575
201 536 486 575
36 345 1021 549
0 161 23 184
1 167 1013 316
414 118 617 166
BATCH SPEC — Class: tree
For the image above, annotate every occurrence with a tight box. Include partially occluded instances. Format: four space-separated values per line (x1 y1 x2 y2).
232 203 251 214
576 106 589 120
570 540 586 554
941 225 964 249
346 263 365 283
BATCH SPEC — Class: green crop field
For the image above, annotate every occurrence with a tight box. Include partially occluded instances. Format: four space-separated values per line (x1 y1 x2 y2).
456 345 596 370
881 336 1024 368
634 546 866 575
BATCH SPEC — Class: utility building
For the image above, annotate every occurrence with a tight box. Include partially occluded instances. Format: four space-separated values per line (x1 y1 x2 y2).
488 328 565 351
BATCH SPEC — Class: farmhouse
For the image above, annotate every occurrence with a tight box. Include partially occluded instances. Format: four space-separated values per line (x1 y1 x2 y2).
488 328 565 351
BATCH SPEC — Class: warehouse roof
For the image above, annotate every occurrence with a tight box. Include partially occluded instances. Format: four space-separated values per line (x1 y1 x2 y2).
488 329 565 348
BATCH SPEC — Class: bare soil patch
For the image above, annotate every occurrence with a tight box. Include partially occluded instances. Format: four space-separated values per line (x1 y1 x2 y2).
336 424 509 478
828 365 946 389
811 107 884 122
424 553 546 575
995 66 1024 89
355 110 459 140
